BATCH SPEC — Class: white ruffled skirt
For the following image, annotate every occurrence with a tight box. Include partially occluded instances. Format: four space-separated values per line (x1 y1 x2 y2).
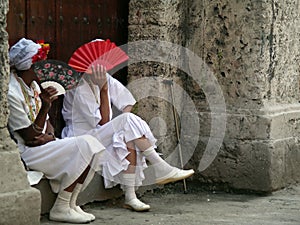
86 112 157 189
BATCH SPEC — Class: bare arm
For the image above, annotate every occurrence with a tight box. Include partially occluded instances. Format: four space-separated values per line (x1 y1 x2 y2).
122 105 133 113
16 86 58 146
99 86 110 125
90 65 110 126
46 120 55 134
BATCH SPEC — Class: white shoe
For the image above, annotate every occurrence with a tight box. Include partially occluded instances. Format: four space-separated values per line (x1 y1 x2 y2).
124 198 151 212
73 205 95 221
49 206 91 223
156 168 194 185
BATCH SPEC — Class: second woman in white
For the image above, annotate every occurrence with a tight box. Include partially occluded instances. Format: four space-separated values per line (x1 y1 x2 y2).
62 61 194 212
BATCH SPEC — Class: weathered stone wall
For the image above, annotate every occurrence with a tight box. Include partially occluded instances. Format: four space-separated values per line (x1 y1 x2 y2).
128 0 300 192
0 1 41 224
128 0 185 162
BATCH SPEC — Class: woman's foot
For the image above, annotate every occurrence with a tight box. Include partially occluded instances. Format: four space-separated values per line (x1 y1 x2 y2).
73 205 95 221
156 168 195 185
124 198 151 212
49 205 91 223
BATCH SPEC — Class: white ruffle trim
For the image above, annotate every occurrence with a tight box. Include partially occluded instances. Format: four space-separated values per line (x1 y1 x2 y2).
101 113 157 189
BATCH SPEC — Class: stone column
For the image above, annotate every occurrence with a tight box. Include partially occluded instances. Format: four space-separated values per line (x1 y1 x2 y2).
0 1 41 224
128 0 300 192
186 0 300 192
128 0 185 160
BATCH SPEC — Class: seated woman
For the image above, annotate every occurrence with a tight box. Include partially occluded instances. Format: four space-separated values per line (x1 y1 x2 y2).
7 38 106 223
61 47 194 212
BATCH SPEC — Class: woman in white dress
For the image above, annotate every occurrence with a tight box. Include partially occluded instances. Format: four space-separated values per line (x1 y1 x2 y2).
61 54 195 211
7 38 106 223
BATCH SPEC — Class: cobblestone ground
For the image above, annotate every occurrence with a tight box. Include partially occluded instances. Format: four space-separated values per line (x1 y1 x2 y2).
41 183 300 225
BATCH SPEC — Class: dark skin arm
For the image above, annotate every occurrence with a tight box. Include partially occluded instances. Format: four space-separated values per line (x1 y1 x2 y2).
16 86 58 147
99 86 110 125
46 120 55 134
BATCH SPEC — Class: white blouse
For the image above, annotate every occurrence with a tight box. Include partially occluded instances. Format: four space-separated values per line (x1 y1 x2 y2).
7 73 47 147
62 73 136 136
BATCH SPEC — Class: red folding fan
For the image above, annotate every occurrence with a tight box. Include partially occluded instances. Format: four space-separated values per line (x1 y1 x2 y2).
68 39 129 73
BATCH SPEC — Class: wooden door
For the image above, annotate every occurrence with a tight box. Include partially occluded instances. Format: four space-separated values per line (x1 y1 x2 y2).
7 0 129 136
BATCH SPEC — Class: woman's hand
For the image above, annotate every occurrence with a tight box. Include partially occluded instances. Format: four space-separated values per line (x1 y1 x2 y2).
25 133 56 147
90 64 110 125
91 64 108 90
39 86 58 110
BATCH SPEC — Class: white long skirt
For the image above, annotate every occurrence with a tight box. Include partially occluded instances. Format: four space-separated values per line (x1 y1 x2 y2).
20 135 105 193
74 112 157 189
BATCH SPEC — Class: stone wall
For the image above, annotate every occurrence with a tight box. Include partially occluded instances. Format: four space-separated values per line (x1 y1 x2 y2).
0 1 41 224
128 0 300 192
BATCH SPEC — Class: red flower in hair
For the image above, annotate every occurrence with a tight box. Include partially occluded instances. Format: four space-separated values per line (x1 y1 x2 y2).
32 40 50 64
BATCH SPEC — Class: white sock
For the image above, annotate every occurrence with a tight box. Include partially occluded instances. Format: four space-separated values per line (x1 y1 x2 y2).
81 169 95 190
50 189 92 223
52 190 72 211
142 147 174 177
70 184 82 209
122 173 137 202
70 183 95 220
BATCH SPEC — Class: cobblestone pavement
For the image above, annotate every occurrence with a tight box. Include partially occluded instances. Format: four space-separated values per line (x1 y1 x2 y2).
41 183 300 225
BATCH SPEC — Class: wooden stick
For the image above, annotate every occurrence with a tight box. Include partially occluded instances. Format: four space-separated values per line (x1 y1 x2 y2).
163 79 187 193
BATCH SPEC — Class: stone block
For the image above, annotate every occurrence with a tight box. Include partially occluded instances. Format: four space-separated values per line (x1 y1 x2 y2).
0 184 41 225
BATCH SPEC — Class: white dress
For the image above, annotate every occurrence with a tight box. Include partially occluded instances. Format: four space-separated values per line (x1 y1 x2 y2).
7 73 106 193
61 74 157 188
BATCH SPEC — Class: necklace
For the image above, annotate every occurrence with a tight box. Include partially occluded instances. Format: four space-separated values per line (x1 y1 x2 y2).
16 75 41 122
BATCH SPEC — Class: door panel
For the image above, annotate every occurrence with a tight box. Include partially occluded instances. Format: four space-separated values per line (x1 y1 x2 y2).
26 0 57 59
56 0 128 62
7 0 26 46
7 0 129 63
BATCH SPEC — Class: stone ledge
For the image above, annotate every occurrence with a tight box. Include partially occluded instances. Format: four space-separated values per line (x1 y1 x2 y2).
196 136 300 192
197 104 300 140
0 188 41 225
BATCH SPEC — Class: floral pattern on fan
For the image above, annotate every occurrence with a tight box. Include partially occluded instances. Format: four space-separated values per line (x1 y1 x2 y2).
33 59 82 90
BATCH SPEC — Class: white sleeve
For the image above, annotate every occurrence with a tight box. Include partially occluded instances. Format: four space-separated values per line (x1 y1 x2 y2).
108 75 136 111
7 91 31 132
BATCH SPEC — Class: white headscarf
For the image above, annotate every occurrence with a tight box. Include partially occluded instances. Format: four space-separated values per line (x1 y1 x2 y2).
9 38 41 71
91 38 104 42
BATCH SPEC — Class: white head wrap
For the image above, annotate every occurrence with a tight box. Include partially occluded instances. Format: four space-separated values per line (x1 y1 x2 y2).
91 38 104 42
9 38 41 71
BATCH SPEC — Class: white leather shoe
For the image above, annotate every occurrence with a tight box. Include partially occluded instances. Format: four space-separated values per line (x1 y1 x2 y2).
49 206 91 223
124 198 151 212
156 168 195 185
73 205 95 221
